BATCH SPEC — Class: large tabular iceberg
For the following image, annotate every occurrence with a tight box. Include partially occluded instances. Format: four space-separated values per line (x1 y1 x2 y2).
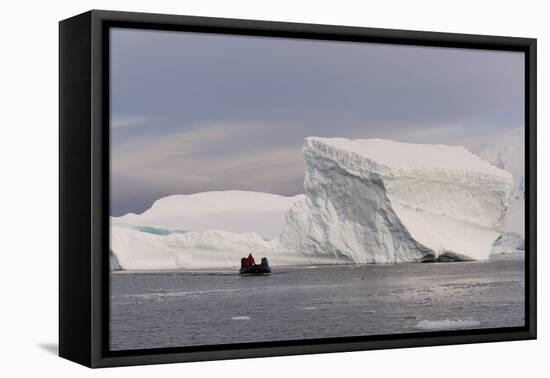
111 137 514 269
278 137 514 263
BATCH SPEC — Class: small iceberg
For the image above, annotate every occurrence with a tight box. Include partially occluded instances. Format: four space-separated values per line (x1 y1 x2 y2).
231 316 251 320
414 319 481 330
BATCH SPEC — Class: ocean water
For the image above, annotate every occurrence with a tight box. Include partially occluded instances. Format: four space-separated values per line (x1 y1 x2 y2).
110 259 524 351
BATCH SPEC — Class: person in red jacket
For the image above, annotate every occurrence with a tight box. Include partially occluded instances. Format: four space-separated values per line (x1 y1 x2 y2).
247 253 256 266
241 254 256 268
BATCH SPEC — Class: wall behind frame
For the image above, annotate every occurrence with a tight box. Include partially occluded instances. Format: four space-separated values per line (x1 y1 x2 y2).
1 0 547 377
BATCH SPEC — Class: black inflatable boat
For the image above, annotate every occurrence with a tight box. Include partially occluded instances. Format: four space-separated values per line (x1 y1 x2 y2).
239 257 271 275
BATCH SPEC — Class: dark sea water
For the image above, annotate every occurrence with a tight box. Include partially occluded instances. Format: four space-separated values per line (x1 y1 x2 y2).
110 259 524 351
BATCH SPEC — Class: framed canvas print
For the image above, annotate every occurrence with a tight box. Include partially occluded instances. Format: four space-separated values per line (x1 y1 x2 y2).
59 10 537 368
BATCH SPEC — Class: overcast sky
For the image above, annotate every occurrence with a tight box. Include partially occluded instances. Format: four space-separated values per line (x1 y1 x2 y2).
110 28 524 216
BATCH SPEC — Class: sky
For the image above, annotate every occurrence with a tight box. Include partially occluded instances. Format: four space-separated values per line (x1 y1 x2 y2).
110 28 524 216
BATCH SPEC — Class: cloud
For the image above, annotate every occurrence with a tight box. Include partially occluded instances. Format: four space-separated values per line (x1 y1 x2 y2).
111 122 306 214
111 124 305 195
112 126 232 168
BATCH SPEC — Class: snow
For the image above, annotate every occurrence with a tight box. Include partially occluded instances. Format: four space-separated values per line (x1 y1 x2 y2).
278 137 514 263
113 190 304 240
111 137 515 270
318 138 511 178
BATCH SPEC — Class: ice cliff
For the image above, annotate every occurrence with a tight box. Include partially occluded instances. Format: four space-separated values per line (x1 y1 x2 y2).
278 138 514 263
111 137 514 269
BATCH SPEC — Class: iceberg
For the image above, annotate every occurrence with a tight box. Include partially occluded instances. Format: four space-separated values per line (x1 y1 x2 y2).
110 249 123 271
491 232 525 256
113 190 305 240
278 137 514 263
110 191 308 270
474 127 525 236
111 137 514 269
112 227 272 270
111 225 343 270
472 128 525 258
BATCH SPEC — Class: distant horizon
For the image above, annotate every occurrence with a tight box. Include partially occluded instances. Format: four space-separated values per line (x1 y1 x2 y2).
110 28 524 216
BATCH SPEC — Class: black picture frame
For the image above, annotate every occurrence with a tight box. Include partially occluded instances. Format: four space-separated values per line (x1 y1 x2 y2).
59 9 537 368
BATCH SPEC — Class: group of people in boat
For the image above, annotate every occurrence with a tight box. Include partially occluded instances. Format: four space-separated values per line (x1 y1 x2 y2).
240 254 271 274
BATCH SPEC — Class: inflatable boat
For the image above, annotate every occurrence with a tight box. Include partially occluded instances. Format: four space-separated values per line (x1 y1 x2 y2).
239 257 271 275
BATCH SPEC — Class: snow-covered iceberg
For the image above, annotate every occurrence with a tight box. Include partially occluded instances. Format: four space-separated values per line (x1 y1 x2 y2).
111 191 307 270
111 137 514 269
490 232 525 259
472 128 525 258
112 227 272 270
113 191 305 240
278 137 514 263
474 128 524 236
111 227 344 270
